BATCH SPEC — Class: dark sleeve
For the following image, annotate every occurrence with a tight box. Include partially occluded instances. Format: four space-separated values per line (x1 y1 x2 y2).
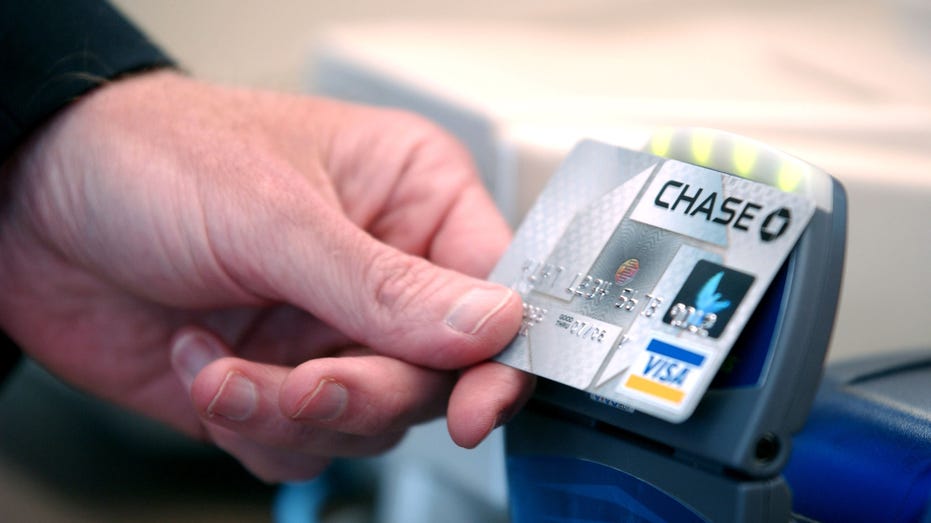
0 331 19 388
0 0 175 383
0 0 175 162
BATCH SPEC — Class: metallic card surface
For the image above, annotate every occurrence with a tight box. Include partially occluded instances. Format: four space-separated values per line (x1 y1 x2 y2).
490 140 816 422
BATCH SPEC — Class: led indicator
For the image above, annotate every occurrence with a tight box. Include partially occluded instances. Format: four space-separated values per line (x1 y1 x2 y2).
690 130 714 166
732 141 758 177
650 128 673 158
777 161 805 192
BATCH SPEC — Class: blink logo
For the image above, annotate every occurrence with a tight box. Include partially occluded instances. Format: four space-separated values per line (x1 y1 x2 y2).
663 260 754 338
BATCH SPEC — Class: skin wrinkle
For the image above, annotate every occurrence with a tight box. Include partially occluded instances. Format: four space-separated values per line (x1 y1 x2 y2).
132 157 219 306
231 308 354 366
377 162 470 260
360 393 397 436
129 363 205 437
266 214 367 342
5 181 195 433
365 247 428 335
331 131 406 231
25 100 185 305
58 300 177 412
200 151 330 306
423 177 475 267
367 136 424 236
193 176 268 306
177 191 225 303
219 306 276 360
6 165 203 429
138 135 222 294
361 382 412 435
329 110 445 236
28 139 96 275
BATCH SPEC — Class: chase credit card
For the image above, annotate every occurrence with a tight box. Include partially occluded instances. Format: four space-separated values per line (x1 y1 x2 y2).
490 140 815 422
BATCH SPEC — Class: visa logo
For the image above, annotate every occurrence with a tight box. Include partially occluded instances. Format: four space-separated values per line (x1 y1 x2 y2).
641 339 706 389
644 355 690 386
624 340 706 404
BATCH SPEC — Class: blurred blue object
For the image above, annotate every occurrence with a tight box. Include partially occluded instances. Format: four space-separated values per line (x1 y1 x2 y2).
274 473 330 523
508 455 707 523
271 421 507 523
784 349 931 523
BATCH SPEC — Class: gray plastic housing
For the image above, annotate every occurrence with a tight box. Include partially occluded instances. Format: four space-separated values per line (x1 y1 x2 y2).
508 407 795 523
520 176 846 479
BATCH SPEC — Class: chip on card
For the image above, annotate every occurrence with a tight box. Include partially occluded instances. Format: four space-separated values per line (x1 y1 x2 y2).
490 140 815 422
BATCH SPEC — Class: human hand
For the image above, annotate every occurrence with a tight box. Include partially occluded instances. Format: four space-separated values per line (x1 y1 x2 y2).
0 70 532 481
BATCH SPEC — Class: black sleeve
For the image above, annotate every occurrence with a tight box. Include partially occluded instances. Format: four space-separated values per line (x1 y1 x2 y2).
0 0 175 162
0 0 175 384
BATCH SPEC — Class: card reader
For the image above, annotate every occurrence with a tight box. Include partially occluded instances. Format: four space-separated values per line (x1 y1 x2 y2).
498 129 847 522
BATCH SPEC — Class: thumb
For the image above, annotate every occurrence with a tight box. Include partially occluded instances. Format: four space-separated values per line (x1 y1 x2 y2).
248 204 522 370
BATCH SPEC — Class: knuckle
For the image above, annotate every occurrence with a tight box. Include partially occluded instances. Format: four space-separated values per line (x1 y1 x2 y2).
361 392 408 436
378 109 442 140
333 394 401 438
288 423 325 447
374 109 473 170
364 249 443 330
356 431 407 457
367 249 416 307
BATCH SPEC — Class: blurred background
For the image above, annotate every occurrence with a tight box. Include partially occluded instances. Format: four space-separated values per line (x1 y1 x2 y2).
2 0 929 521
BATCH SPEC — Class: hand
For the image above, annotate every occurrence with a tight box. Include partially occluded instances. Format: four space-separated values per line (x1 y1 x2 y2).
0 70 533 481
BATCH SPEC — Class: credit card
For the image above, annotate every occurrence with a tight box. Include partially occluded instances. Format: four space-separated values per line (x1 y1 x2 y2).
491 140 815 422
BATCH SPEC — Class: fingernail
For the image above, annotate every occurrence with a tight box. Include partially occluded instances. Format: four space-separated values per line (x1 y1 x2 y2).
207 371 257 421
292 379 348 422
445 288 513 335
171 331 225 389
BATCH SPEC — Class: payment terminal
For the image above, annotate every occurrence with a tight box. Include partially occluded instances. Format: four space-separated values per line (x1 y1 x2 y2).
491 129 847 522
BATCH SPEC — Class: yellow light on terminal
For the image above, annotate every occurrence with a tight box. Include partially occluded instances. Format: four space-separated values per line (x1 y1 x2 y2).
777 161 805 192
690 131 714 167
732 142 758 178
650 128 673 158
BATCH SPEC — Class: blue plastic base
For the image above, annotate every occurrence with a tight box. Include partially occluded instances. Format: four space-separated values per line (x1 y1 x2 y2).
784 350 931 522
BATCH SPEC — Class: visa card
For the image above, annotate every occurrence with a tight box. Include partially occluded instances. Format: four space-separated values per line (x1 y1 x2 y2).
490 140 816 422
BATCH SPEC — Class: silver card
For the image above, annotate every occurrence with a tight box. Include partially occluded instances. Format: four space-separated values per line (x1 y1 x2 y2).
491 140 815 422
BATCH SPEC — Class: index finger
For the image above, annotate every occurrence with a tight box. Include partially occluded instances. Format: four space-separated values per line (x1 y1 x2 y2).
324 106 512 277
447 361 536 448
428 181 513 278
